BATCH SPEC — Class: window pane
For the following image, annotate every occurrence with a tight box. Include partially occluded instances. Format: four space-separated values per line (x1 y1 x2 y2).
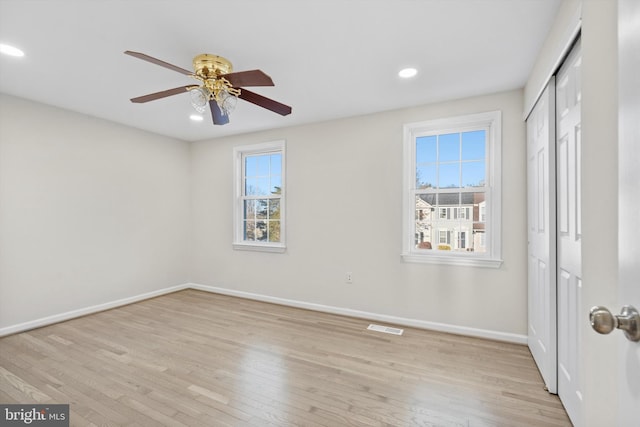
256 221 267 241
244 221 256 241
462 130 485 161
416 165 436 189
256 199 268 219
471 192 486 220
439 163 460 188
245 156 257 176
473 228 487 253
270 154 282 175
270 175 282 194
416 136 437 164
439 133 460 161
254 178 270 196
245 177 257 195
462 161 485 187
415 195 433 249
436 229 452 250
268 221 281 242
437 192 460 209
244 200 256 219
472 193 487 226
269 199 281 219
470 191 487 253
257 155 270 176
433 192 467 252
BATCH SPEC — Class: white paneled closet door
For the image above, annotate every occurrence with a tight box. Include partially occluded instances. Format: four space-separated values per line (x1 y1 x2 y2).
556 39 583 426
526 79 557 394
527 38 583 425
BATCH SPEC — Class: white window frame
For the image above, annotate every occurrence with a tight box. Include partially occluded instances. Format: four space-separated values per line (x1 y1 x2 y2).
402 111 502 268
233 140 286 253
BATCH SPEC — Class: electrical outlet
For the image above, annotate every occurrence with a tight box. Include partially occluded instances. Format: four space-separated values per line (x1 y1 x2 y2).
345 272 353 283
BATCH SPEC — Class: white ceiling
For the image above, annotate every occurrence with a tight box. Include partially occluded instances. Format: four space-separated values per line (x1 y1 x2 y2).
0 0 560 142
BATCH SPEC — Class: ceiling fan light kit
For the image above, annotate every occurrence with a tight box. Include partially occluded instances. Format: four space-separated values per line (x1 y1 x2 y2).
125 51 292 126
189 86 210 113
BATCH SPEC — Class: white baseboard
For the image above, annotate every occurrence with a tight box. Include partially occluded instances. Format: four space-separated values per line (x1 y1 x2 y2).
0 284 189 337
1 282 527 345
188 283 528 345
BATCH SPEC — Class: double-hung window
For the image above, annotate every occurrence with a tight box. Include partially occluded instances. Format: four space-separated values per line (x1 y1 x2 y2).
402 111 502 267
233 140 285 252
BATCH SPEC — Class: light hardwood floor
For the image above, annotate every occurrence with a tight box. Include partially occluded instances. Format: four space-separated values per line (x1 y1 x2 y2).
0 290 571 426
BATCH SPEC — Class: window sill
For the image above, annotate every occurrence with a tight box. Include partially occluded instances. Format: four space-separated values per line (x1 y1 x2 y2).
401 253 503 268
233 242 286 253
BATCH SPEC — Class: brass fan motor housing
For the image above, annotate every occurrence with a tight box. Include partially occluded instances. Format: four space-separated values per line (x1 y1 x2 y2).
193 54 233 79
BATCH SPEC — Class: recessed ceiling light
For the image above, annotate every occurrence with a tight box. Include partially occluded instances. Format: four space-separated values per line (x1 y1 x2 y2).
190 114 204 122
0 43 25 57
398 67 418 79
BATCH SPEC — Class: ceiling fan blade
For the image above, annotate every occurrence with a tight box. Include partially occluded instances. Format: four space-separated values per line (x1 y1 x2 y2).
209 100 229 125
125 50 193 76
224 70 274 87
130 85 194 103
238 89 292 116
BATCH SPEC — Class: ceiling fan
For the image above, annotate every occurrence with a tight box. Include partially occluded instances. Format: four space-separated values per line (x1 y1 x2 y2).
124 51 292 125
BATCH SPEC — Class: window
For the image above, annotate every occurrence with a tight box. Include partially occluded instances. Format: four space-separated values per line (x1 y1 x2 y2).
402 111 502 267
458 231 466 249
456 207 469 220
233 140 285 252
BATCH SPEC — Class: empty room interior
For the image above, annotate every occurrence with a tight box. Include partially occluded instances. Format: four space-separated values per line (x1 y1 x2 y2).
1 0 638 426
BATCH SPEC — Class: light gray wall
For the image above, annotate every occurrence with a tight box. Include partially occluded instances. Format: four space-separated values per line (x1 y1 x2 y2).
524 0 581 117
191 89 528 336
0 94 191 329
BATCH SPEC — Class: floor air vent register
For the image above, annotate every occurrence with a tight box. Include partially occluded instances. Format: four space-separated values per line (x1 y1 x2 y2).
367 324 404 335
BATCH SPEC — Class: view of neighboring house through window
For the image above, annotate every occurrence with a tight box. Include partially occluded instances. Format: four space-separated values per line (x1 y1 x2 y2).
403 112 502 267
415 129 486 252
233 140 285 252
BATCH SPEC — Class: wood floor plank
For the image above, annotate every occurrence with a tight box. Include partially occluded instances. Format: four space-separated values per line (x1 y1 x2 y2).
0 366 51 402
0 289 571 426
